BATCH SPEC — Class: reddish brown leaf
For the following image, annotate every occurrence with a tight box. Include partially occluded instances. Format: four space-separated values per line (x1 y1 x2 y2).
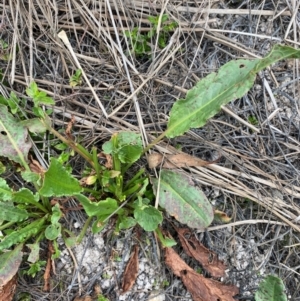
177 228 226 277
0 274 17 301
165 247 238 301
148 153 218 169
121 245 139 293
181 269 239 301
43 241 54 291
65 115 75 140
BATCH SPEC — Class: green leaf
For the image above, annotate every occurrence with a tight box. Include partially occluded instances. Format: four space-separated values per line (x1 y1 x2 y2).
134 204 163 231
118 216 137 230
255 275 287 301
39 158 82 197
12 188 39 205
0 162 6 174
0 217 46 251
27 242 40 263
26 82 39 99
0 243 23 286
75 194 118 217
155 228 177 248
166 44 300 138
21 171 40 183
0 178 12 201
0 104 32 164
102 132 143 164
51 204 62 224
45 223 61 240
152 170 213 229
0 203 29 222
20 118 47 133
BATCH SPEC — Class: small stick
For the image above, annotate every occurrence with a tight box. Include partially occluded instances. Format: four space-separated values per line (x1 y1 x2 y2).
57 30 108 118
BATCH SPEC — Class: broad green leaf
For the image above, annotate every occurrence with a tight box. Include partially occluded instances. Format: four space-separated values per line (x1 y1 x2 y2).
0 243 23 286
134 204 163 231
255 275 287 301
27 242 40 263
45 223 61 240
0 217 46 251
20 118 47 133
0 203 29 222
0 178 12 201
0 104 32 164
166 45 300 138
75 194 118 217
12 188 39 205
152 170 213 229
39 158 82 197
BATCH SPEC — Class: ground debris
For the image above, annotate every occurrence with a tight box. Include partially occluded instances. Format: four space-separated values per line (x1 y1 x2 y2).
147 152 216 169
177 227 227 278
0 274 17 301
165 247 238 301
121 244 139 293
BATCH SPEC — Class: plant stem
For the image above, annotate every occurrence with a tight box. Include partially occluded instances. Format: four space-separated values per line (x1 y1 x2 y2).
76 216 93 244
43 120 95 168
124 168 145 190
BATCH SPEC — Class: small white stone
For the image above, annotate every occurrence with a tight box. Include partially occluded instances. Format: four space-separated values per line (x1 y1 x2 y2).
74 222 81 228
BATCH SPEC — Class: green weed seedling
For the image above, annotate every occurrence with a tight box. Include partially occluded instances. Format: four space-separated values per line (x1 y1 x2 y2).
69 69 82 87
0 44 300 290
124 14 177 55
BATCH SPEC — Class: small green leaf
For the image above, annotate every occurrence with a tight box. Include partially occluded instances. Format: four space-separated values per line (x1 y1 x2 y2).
166 45 300 138
118 216 137 230
0 104 32 164
0 178 12 201
134 204 163 231
51 204 62 224
255 275 287 301
152 170 214 229
0 203 29 222
21 171 40 183
45 223 61 240
39 158 82 197
75 194 118 217
155 228 177 248
0 162 6 174
26 82 38 99
0 243 23 286
102 132 143 164
20 118 47 133
27 242 40 263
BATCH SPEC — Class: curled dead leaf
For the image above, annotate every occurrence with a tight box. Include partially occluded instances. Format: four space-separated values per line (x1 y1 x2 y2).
177 228 226 278
165 247 238 301
148 152 216 169
121 245 139 293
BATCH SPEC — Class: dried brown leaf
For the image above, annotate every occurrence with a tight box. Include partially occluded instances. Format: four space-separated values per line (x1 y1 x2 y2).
0 274 17 301
181 269 239 301
121 245 139 293
65 115 75 140
148 153 215 169
177 228 226 278
165 247 238 301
